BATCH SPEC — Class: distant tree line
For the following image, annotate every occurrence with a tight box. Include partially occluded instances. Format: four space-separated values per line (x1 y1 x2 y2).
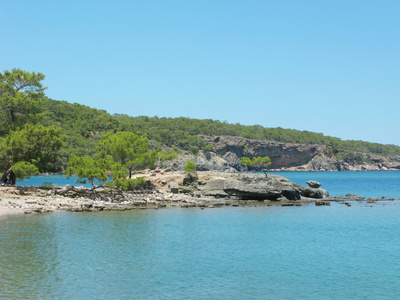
40 98 400 163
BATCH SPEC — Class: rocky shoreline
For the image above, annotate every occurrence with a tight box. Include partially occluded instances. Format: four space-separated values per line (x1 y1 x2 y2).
0 171 398 216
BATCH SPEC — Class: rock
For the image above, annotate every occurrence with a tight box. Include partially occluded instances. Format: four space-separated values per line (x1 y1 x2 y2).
183 172 198 186
300 187 329 199
306 180 322 188
197 174 310 201
25 199 37 204
211 136 325 170
162 135 400 172
315 200 330 206
164 150 239 172
169 182 179 194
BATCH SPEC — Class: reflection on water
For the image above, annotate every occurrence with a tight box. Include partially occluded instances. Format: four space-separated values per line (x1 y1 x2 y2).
0 214 59 298
0 211 155 299
1 204 400 299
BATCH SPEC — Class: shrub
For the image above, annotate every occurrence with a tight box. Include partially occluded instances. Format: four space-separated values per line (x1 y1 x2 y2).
184 161 196 173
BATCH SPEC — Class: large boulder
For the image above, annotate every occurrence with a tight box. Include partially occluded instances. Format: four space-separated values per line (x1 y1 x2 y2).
169 182 179 194
299 187 329 199
198 174 306 200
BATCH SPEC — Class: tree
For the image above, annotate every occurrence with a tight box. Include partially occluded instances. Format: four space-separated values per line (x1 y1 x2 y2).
155 150 178 169
0 123 64 182
241 156 271 177
64 155 111 189
65 155 147 191
0 69 46 136
184 161 196 173
96 131 158 178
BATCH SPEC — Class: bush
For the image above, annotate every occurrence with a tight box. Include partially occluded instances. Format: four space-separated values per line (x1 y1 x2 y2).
184 161 196 173
125 177 146 190
40 182 54 190
108 176 147 191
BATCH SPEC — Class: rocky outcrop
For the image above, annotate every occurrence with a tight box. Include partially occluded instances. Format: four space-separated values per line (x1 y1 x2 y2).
195 174 329 200
145 171 329 201
165 151 238 173
165 136 400 172
301 153 400 171
209 136 324 170
0 172 329 215
2 171 398 215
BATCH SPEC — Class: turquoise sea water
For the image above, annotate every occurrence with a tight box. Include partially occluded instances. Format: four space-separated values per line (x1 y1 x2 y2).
18 175 104 189
2 172 400 299
269 171 400 198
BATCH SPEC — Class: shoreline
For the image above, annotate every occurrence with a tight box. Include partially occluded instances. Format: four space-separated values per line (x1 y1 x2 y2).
1 190 398 218
2 171 399 217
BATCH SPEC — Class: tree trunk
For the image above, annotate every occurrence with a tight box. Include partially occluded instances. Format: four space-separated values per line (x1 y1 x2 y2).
1 167 12 184
262 169 268 178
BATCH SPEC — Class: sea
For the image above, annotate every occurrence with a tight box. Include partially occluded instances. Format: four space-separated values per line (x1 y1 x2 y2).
1 171 400 299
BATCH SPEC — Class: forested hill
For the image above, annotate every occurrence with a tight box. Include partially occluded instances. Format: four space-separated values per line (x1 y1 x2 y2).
41 98 400 159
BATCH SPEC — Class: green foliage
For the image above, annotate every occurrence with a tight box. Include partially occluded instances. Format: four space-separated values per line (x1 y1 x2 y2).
324 147 334 158
0 123 64 178
96 131 158 178
241 156 271 168
184 161 196 173
241 156 271 177
65 132 157 191
0 69 64 183
11 161 39 180
3 68 400 182
0 68 46 136
108 177 146 191
334 151 373 165
65 155 110 188
156 150 178 169
38 97 400 162
40 182 54 190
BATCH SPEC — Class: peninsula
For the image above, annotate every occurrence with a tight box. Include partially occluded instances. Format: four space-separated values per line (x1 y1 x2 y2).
0 171 394 216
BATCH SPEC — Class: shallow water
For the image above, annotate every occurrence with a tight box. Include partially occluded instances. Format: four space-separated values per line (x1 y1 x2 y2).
1 202 400 299
4 171 400 299
269 171 400 198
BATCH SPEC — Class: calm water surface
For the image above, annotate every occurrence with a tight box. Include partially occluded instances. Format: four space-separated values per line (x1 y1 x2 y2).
2 172 400 299
269 171 400 198
1 203 400 299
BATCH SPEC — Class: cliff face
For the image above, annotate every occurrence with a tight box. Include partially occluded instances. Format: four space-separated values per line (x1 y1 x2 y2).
209 136 325 170
165 136 400 172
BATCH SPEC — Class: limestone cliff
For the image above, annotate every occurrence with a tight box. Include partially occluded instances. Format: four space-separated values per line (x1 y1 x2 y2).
165 136 400 172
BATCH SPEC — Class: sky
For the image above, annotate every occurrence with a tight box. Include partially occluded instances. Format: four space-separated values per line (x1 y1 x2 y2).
1 0 399 146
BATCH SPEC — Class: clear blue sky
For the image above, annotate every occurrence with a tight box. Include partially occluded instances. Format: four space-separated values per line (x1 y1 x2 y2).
1 0 399 145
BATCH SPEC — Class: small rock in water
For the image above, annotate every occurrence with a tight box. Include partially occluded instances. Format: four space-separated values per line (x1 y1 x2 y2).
306 180 322 188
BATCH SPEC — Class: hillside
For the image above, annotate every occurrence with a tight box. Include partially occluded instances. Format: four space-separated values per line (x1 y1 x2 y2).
39 98 400 171
3 68 398 188
43 99 400 163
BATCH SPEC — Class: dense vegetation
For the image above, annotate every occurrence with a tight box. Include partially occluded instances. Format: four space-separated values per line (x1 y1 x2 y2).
2 68 400 183
0 69 64 183
40 98 400 162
